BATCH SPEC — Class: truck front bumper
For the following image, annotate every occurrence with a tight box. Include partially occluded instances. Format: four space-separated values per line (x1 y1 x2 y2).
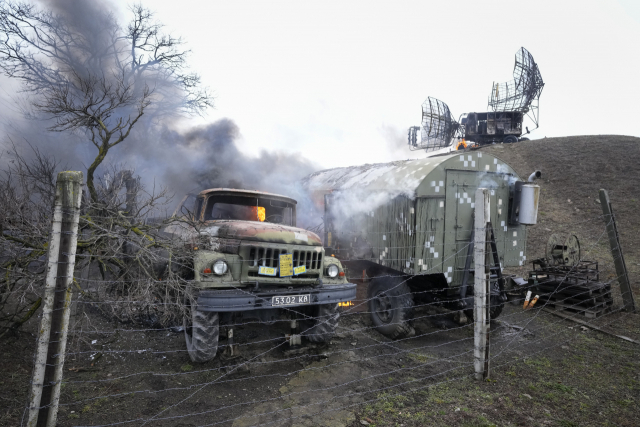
196 283 357 312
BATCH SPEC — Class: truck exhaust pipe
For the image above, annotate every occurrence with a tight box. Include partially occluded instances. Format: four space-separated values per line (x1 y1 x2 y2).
528 170 542 182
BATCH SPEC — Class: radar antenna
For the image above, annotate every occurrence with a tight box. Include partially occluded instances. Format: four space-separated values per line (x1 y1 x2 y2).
488 47 544 128
408 97 460 152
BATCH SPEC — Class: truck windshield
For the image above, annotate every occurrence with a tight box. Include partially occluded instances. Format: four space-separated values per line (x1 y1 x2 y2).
203 195 295 225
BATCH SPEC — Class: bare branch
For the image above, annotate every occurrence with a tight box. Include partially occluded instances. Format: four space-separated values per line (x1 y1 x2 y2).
0 1 213 202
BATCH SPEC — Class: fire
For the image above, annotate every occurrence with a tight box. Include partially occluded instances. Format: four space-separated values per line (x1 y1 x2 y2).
251 206 266 222
456 139 468 150
338 301 354 307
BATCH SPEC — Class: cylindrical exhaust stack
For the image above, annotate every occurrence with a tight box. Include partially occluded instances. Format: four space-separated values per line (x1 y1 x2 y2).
528 170 542 182
519 184 540 225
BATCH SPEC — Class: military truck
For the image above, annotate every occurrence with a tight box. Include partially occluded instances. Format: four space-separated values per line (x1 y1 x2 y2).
166 188 356 362
459 111 525 145
303 151 540 339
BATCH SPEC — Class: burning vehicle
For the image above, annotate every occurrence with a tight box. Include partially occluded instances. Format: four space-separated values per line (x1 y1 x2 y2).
303 153 540 339
166 188 356 362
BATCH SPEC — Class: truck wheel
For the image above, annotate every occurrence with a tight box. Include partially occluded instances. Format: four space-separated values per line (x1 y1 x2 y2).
503 135 518 144
184 299 219 363
368 276 415 339
306 303 340 342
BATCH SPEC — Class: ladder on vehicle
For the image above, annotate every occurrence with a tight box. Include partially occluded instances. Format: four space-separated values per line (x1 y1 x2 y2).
460 221 505 303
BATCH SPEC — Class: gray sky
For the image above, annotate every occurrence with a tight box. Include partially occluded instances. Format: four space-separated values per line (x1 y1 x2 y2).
4 0 640 171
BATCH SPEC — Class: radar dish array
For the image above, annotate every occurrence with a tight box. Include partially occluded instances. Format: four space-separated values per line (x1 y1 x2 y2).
488 47 544 126
408 47 544 152
408 97 460 152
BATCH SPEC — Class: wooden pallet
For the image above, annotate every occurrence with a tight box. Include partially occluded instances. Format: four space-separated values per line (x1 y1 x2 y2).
530 259 615 319
544 298 613 319
537 285 614 318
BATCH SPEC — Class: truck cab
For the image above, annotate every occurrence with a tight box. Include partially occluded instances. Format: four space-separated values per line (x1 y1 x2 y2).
460 111 524 145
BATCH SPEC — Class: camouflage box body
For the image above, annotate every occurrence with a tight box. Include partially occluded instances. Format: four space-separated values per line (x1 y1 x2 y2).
304 151 528 293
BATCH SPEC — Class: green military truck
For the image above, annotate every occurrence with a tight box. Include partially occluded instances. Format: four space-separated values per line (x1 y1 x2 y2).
166 188 356 362
303 151 540 339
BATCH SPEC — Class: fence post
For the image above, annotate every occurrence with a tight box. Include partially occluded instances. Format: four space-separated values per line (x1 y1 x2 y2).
474 188 490 381
27 171 83 427
599 189 636 313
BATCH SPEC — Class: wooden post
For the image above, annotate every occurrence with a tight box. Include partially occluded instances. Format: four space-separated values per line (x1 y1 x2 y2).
27 171 83 427
474 188 490 381
483 223 492 380
599 189 636 313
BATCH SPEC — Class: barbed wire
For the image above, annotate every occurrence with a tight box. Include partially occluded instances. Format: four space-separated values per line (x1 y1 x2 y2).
55 278 607 358
56 277 615 383
32 287 635 426
226 308 630 427
54 281 629 404
116 305 629 427
44 286 631 420
10 206 635 427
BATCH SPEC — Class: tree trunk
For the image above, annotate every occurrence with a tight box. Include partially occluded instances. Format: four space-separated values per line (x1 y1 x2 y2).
86 143 109 203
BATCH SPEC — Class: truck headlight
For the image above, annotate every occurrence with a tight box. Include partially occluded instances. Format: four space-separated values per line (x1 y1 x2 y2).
213 259 228 275
326 264 339 278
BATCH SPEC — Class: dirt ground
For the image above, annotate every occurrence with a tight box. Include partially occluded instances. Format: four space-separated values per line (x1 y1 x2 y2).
3 301 638 427
1 135 639 427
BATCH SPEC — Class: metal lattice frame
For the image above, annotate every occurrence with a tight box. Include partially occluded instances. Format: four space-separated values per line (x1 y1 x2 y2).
408 97 460 152
488 47 544 128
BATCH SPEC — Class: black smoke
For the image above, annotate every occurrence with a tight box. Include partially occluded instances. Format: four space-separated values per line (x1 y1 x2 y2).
115 118 323 226
1 0 324 228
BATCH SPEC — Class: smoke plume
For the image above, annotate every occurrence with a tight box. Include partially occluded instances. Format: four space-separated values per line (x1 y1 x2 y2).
119 119 323 226
0 0 324 228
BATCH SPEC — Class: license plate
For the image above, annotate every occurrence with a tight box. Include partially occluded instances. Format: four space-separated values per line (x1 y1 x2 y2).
272 294 311 306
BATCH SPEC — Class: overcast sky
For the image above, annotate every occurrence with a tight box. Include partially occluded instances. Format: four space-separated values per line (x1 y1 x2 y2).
4 0 640 171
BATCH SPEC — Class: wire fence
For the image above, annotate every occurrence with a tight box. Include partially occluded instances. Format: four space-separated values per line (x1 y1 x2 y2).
14 193 637 427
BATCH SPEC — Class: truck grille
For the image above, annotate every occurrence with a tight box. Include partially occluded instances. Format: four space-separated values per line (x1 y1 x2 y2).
248 247 321 269
243 245 323 279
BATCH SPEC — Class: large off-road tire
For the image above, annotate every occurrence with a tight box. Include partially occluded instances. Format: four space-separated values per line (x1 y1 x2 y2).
503 135 518 144
184 298 219 363
368 276 415 339
306 303 340 343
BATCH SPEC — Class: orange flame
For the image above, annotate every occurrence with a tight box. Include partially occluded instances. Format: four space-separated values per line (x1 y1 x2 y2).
456 140 468 150
338 301 354 307
251 206 266 221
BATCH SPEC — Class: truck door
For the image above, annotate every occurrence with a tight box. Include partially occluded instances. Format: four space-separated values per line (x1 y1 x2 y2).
444 170 511 286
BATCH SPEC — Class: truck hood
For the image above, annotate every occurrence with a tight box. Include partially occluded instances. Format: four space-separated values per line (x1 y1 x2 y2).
200 220 322 246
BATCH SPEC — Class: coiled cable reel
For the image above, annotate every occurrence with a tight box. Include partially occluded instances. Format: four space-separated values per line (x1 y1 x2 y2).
546 234 581 266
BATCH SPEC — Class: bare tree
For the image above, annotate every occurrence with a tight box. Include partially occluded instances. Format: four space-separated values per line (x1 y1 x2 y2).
0 143 196 337
0 143 58 338
0 1 213 202
0 2 212 336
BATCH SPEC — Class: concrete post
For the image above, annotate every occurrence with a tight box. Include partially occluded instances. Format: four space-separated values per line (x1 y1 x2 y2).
474 188 490 381
27 171 83 427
